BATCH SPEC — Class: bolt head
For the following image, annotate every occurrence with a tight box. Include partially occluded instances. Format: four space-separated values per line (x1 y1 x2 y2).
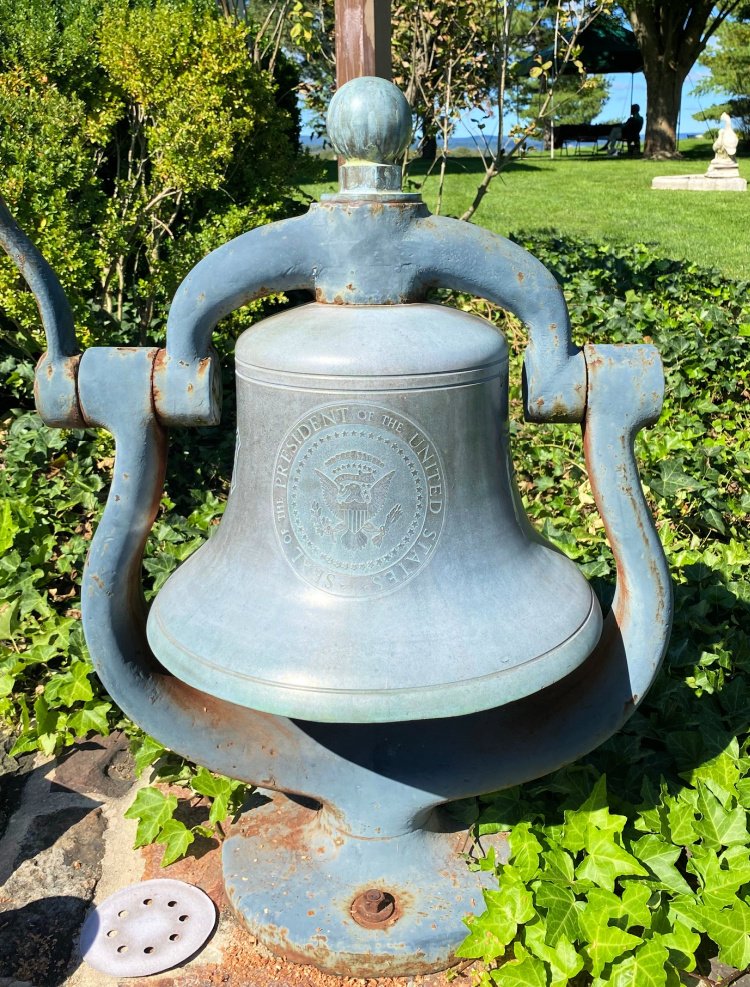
351 888 398 928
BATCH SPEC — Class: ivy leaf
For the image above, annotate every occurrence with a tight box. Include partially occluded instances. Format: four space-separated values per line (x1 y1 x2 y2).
34 694 61 756
606 938 670 987
580 893 642 977
491 943 548 986
190 765 229 799
44 661 94 705
456 873 534 964
68 700 111 738
158 818 195 867
681 737 741 799
653 919 701 972
692 785 748 849
0 598 20 640
648 460 705 499
0 669 14 697
577 830 649 891
534 882 580 945
563 775 626 853
0 499 17 553
8 696 37 756
620 880 653 929
668 895 707 934
703 900 750 969
631 834 692 894
125 787 178 848
542 846 576 885
132 734 167 775
524 918 584 983
190 768 246 825
688 845 750 908
508 823 542 881
667 794 697 845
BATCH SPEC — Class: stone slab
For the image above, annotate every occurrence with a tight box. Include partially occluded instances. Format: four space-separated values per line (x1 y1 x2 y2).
652 174 747 191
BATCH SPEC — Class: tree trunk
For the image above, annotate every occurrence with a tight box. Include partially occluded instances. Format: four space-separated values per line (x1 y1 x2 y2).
625 1 743 160
421 133 437 159
642 63 686 159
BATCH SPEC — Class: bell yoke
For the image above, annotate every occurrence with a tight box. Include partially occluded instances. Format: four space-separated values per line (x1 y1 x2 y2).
2 78 672 977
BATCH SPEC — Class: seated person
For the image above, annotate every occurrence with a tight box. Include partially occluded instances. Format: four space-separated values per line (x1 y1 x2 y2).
605 105 643 155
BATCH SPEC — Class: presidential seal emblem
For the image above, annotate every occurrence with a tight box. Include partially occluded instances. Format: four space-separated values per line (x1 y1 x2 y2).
272 403 446 597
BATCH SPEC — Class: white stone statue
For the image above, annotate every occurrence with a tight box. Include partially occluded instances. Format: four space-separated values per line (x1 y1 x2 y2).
706 113 741 178
712 113 739 161
652 110 746 191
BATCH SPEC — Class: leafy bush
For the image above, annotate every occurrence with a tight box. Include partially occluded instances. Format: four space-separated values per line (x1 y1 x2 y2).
0 0 299 358
1 234 749 978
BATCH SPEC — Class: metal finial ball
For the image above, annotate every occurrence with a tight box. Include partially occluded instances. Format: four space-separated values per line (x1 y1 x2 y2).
327 78 412 164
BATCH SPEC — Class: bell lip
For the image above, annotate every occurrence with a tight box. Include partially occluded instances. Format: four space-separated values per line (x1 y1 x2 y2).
145 588 603 724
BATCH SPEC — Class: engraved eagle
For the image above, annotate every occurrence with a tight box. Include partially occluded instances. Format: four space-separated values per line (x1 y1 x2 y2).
314 451 402 550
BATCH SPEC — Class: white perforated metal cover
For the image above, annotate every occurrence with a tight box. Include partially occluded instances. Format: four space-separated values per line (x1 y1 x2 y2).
79 878 216 977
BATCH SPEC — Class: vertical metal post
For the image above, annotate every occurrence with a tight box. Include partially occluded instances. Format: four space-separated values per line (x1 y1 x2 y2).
335 0 391 86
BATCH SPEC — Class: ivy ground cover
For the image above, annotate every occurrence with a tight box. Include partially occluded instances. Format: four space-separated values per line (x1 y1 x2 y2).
1 234 749 984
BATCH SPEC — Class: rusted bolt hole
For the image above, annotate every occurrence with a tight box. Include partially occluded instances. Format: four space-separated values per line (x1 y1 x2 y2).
351 888 398 929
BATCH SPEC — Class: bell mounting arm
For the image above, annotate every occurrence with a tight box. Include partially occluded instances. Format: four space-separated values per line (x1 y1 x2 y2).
0 195 84 427
156 212 319 426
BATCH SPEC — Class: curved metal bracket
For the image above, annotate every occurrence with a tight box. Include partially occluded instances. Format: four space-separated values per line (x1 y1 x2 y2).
0 195 83 427
154 202 585 426
409 214 587 423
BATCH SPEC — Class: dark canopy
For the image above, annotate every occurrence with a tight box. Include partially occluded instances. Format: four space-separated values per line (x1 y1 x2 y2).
514 17 643 77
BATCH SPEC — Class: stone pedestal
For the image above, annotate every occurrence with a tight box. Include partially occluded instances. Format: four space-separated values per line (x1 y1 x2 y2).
651 172 747 191
652 155 746 192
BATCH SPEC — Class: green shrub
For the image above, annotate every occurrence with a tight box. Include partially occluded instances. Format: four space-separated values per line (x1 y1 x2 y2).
0 0 298 359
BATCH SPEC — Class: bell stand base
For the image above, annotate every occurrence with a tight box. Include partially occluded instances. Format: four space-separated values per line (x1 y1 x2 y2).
223 792 496 979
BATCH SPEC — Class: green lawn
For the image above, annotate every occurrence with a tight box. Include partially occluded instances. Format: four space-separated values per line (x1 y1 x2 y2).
303 140 750 281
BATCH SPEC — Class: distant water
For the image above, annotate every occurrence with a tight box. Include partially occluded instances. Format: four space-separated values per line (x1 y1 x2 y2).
302 132 707 151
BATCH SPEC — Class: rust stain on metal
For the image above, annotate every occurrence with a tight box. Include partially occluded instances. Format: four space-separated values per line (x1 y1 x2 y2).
259 920 445 979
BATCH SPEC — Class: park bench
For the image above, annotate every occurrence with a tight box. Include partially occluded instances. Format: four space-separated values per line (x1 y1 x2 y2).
551 123 613 153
